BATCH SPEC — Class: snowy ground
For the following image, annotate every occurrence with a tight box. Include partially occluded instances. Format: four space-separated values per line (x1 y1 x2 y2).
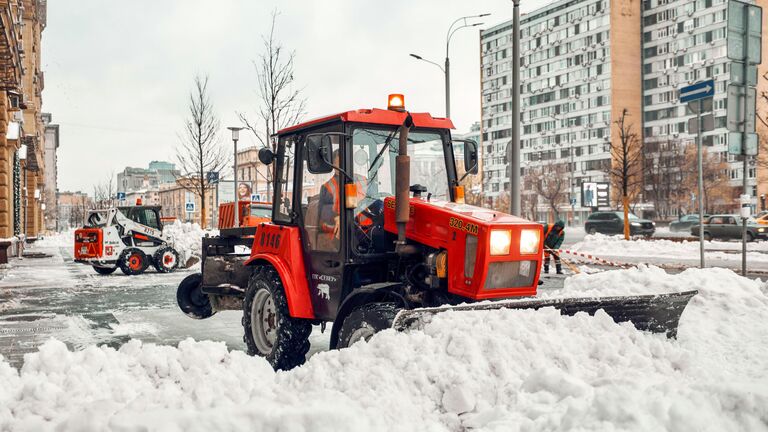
569 233 768 272
1 235 767 430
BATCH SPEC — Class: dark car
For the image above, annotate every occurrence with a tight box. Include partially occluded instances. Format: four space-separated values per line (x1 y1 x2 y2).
690 214 768 241
670 214 705 232
585 211 655 237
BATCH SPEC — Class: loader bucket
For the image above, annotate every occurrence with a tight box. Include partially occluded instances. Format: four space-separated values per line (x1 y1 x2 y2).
392 290 697 339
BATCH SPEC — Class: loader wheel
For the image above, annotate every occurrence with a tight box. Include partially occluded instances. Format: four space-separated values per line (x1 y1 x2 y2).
153 246 180 273
337 302 398 349
118 248 148 275
92 265 117 275
177 272 214 319
242 266 311 371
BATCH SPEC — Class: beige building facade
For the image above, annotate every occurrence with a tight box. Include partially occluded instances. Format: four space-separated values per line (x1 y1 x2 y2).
0 0 47 240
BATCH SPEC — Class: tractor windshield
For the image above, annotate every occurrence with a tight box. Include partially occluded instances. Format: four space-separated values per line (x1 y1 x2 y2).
351 128 448 204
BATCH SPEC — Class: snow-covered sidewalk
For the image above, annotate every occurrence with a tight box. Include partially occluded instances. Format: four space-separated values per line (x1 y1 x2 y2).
1 266 767 431
568 234 768 271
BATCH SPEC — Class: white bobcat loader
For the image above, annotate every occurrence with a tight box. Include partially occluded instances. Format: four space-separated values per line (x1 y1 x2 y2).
74 206 180 275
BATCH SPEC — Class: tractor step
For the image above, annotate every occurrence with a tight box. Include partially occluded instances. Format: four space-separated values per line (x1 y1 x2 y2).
392 290 697 339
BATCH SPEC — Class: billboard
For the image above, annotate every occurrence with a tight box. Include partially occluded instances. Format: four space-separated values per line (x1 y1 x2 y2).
581 182 610 208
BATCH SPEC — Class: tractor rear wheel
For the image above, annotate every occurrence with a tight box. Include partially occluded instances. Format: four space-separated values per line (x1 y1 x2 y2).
242 266 311 371
177 272 214 319
337 302 398 349
92 265 117 275
118 248 148 275
153 246 180 273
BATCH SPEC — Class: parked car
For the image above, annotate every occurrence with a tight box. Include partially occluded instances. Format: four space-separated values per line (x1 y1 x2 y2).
690 214 768 241
670 214 705 232
754 213 768 226
585 211 655 237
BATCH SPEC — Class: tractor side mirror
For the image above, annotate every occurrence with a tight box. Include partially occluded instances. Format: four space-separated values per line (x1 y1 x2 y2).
258 148 274 165
453 139 479 183
306 135 333 174
463 140 479 175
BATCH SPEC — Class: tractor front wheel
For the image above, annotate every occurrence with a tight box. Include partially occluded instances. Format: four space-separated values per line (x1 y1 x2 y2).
118 248 148 275
153 246 180 273
242 266 311 371
177 273 215 319
92 265 117 275
337 302 398 349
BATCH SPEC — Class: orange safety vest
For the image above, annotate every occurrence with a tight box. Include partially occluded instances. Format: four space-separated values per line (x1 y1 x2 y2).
322 176 373 231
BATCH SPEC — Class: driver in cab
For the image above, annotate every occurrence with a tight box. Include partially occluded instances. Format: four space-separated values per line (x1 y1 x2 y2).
318 150 373 245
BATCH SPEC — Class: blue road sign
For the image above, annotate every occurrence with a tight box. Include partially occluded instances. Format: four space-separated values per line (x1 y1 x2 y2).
206 171 220 184
185 202 195 213
680 80 715 103
116 192 125 200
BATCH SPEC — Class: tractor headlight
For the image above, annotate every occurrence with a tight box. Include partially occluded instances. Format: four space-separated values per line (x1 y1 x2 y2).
520 229 540 255
490 230 512 256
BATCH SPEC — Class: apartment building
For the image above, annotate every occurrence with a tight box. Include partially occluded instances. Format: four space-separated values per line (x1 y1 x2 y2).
481 0 768 221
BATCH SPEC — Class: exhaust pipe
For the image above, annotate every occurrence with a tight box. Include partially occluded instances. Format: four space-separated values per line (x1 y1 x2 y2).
395 114 415 256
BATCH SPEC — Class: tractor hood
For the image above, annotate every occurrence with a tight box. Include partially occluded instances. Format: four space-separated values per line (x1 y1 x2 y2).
382 196 544 300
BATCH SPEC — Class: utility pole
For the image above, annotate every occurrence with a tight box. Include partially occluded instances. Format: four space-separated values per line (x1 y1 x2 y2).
509 0 521 215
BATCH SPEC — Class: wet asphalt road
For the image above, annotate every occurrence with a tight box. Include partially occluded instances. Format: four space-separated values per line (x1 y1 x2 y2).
0 243 245 368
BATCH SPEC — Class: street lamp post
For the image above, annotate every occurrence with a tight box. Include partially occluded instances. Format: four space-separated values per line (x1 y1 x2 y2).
509 0 521 216
228 126 244 228
409 13 489 118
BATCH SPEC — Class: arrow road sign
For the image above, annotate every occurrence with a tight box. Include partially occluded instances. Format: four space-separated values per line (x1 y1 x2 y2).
680 80 715 103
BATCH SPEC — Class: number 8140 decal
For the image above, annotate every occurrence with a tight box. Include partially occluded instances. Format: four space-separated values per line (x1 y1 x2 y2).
449 217 479 235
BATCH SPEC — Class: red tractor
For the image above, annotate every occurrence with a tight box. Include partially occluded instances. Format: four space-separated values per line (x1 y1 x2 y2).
177 95 695 370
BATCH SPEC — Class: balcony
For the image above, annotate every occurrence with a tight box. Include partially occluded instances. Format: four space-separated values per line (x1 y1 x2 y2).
0 3 21 90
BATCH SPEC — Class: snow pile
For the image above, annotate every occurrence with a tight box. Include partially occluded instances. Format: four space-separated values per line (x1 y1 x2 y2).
1 268 767 431
572 233 768 263
163 221 216 264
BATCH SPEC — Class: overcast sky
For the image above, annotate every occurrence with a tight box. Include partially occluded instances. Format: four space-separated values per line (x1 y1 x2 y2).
43 0 551 193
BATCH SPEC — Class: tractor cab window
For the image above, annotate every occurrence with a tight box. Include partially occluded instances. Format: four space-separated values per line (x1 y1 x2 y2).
350 127 446 254
274 136 296 223
140 208 160 230
351 128 447 200
300 137 341 253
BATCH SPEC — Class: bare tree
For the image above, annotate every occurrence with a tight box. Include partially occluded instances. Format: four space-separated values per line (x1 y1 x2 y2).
238 10 306 198
681 144 734 214
521 191 539 222
643 139 685 220
524 161 568 222
176 75 228 228
92 172 116 209
608 109 644 239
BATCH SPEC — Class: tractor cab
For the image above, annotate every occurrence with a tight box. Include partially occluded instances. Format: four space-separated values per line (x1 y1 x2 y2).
254 95 485 320
117 206 163 231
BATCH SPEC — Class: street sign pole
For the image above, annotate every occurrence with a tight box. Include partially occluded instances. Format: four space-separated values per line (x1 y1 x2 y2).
680 80 714 269
741 6 749 277
697 99 705 269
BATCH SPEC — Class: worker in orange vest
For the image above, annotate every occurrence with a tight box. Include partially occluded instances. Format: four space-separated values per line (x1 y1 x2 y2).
319 150 372 240
543 220 565 274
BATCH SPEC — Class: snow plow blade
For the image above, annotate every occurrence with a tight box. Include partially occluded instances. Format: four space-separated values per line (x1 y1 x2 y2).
393 290 697 339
